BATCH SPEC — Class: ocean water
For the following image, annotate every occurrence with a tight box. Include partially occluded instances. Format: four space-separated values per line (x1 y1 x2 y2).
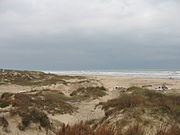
44 70 180 79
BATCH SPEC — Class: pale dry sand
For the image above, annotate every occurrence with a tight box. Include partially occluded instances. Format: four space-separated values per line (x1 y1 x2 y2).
49 90 120 125
94 76 180 93
0 85 32 93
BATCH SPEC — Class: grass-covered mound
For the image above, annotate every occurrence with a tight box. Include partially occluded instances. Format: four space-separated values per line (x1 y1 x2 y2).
98 87 180 135
102 87 180 120
0 90 78 132
0 69 85 86
0 90 76 115
11 108 51 131
70 86 107 100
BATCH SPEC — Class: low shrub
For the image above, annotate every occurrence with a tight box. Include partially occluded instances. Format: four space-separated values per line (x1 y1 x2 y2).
31 109 51 128
12 93 32 107
18 109 51 131
122 124 144 135
0 116 9 132
57 122 94 135
70 86 107 99
102 87 180 119
127 86 142 92
95 125 114 135
57 122 144 135
4 91 75 115
0 101 10 108
157 125 180 135
34 91 75 114
102 94 145 116
1 92 13 100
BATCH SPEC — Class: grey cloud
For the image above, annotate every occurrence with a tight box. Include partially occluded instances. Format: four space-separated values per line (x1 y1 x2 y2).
0 0 180 70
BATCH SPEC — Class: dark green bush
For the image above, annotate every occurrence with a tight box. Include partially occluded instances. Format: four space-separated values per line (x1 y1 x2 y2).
0 101 10 108
18 109 51 131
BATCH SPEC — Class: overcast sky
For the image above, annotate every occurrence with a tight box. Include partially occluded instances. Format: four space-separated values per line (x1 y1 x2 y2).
0 0 180 70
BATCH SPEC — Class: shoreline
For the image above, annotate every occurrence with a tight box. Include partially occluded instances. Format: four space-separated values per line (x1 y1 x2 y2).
45 70 180 79
59 74 180 80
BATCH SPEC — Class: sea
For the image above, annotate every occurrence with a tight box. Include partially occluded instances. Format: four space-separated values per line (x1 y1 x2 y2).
43 70 180 79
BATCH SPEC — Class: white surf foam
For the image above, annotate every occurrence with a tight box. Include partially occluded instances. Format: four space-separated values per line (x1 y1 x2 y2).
43 70 180 79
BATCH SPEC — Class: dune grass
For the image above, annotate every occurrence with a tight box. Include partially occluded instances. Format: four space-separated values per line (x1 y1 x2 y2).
57 122 114 135
70 86 107 100
1 90 76 115
57 122 180 135
17 109 51 131
0 69 86 86
0 116 9 132
101 87 180 122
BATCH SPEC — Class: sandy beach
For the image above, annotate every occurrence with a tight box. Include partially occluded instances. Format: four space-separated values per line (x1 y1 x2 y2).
94 76 180 93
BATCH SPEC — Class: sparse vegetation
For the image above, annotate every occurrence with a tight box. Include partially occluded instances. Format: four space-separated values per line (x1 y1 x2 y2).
33 91 76 114
101 87 180 120
157 124 180 135
0 69 86 86
57 122 114 135
17 109 51 131
96 87 180 135
0 101 10 108
0 116 9 132
102 94 145 115
1 91 76 115
120 124 144 135
57 121 180 135
70 86 107 99
1 69 180 135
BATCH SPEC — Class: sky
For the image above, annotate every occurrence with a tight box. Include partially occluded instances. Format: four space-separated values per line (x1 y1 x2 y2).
0 0 180 70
